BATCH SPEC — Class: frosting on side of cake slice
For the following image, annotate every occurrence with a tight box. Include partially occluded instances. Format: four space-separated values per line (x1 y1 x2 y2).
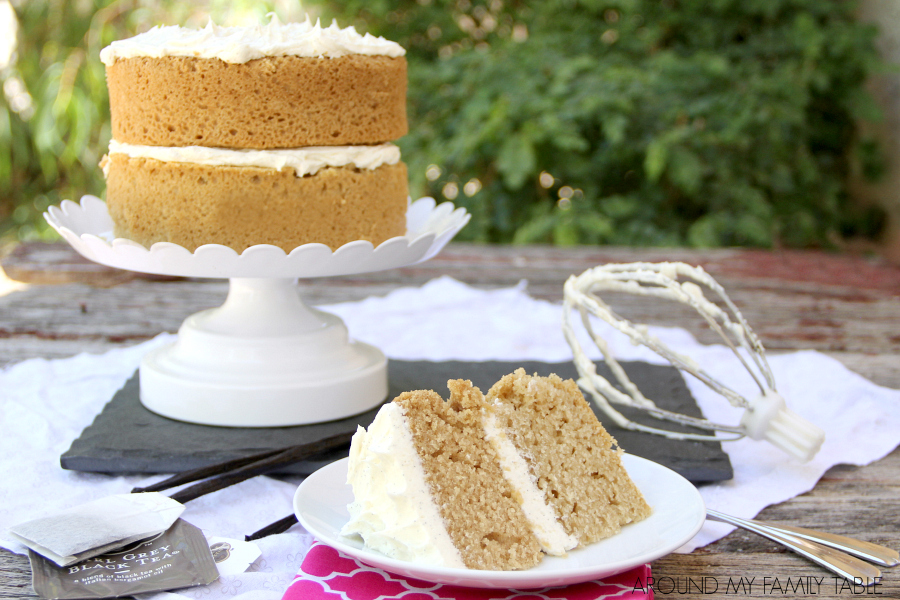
344 383 544 571
103 141 401 178
341 403 465 568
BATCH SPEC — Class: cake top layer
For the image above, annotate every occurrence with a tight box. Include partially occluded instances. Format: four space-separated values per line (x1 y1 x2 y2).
100 15 405 65
341 402 466 568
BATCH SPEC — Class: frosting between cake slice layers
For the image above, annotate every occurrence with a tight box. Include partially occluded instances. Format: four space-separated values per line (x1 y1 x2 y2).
482 409 579 556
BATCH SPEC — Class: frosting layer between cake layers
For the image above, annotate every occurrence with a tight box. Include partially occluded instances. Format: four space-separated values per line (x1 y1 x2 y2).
104 141 401 177
482 410 579 556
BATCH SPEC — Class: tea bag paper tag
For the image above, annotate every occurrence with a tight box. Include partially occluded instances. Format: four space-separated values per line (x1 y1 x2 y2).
9 493 184 566
206 537 261 576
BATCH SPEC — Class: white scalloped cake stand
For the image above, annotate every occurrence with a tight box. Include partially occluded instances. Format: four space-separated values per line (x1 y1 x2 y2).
44 195 470 427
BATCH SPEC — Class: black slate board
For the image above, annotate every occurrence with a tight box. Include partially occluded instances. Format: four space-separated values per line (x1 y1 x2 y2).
61 359 732 483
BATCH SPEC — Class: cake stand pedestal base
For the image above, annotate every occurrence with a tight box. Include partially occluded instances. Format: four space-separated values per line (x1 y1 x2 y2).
45 195 470 427
139 277 387 427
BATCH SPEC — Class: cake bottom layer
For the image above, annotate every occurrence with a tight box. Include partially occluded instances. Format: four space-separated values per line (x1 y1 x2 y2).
105 155 409 252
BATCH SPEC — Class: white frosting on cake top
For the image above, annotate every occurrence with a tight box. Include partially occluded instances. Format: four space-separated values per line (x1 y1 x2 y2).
340 403 466 569
483 409 579 556
100 15 406 65
104 141 401 177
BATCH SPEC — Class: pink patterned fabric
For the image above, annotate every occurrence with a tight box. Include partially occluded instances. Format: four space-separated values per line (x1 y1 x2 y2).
282 543 654 600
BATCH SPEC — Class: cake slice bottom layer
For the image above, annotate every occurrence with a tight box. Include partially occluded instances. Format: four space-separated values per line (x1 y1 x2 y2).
487 369 652 545
396 381 544 571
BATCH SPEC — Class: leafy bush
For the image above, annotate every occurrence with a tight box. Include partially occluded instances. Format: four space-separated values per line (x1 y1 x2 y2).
324 0 885 247
1 0 885 247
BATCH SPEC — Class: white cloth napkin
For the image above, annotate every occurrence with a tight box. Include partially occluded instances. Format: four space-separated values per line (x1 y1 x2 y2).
2 276 899 600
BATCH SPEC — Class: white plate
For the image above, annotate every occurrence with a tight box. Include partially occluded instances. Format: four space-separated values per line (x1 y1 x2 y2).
44 195 470 279
294 454 705 589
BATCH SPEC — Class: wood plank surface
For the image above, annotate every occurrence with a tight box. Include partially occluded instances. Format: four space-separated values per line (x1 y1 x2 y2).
1 242 898 599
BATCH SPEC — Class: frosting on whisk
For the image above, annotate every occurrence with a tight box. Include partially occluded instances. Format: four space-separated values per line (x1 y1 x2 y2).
563 262 824 461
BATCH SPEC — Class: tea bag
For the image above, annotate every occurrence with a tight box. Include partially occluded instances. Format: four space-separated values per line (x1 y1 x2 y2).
8 493 184 567
29 518 219 599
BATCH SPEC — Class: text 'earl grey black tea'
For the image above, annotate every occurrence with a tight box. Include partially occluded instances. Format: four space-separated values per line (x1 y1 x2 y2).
30 519 218 599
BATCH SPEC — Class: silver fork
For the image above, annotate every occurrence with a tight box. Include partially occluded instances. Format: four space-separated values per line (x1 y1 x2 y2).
707 509 898 585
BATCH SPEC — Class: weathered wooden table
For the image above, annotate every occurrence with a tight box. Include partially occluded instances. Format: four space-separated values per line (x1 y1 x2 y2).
2 242 898 599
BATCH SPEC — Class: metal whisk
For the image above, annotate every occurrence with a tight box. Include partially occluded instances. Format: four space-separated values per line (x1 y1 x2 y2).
562 262 824 461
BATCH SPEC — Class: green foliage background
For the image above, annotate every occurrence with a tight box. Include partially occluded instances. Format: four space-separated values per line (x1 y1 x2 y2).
0 0 887 247
325 0 886 247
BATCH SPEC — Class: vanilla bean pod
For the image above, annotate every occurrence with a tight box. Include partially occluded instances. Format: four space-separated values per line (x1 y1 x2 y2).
169 431 353 504
245 514 298 541
131 448 286 494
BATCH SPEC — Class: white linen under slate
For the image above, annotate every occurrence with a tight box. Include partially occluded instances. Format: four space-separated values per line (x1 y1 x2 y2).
0 277 898 600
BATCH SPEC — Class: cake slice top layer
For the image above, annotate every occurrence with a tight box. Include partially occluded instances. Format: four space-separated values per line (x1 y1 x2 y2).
100 16 405 65
395 381 544 571
486 369 652 545
341 401 465 568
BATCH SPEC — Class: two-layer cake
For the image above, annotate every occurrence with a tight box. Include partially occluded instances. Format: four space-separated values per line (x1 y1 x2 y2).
100 17 409 252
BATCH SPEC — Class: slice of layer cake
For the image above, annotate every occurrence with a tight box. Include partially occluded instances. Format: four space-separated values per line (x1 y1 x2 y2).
341 371 651 570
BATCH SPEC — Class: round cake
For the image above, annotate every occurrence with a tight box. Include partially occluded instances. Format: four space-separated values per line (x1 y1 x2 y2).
100 17 409 252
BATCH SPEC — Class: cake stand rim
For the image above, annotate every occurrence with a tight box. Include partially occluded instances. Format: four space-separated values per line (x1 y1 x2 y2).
43 194 471 279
